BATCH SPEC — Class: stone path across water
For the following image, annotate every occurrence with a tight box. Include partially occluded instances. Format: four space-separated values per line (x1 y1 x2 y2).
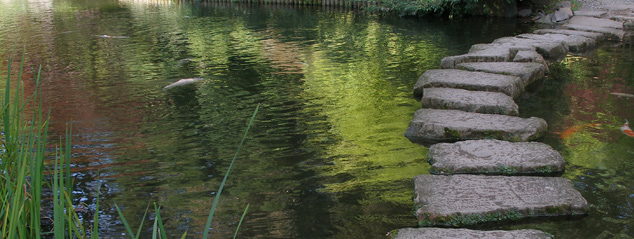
393 4 634 238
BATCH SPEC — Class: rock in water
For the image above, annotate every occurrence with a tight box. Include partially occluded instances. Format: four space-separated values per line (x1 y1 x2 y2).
163 78 205 90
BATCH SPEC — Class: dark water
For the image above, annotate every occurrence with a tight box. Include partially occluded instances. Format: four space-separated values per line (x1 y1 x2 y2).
0 0 632 238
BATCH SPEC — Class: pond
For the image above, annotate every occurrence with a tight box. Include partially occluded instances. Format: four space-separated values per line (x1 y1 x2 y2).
0 0 632 238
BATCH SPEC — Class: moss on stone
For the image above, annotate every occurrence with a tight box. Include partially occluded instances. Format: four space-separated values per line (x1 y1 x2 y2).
497 165 519 175
444 127 462 139
417 208 525 227
534 165 553 174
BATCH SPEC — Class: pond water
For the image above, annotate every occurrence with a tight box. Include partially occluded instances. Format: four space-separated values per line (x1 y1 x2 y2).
0 0 632 238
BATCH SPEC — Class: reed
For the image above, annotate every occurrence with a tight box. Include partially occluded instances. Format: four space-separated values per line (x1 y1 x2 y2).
0 49 90 238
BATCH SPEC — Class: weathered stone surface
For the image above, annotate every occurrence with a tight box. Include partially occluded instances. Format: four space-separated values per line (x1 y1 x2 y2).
533 29 605 42
427 139 565 175
390 228 553 239
517 33 595 52
421 88 519 116
413 175 590 227
404 109 547 145
554 7 573 22
469 43 535 54
564 16 625 40
573 10 607 18
512 50 548 73
611 15 634 30
440 47 513 69
413 69 524 100
492 37 568 60
456 62 546 88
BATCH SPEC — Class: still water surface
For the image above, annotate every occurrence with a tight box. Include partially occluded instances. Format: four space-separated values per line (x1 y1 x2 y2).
0 0 632 238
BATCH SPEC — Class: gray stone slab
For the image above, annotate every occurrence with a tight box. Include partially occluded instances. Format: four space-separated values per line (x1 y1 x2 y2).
563 16 625 40
611 15 634 30
404 109 547 145
469 43 535 54
492 37 568 60
440 48 513 69
390 228 553 239
533 29 605 42
413 69 524 100
513 50 549 73
573 10 608 18
413 175 590 227
517 33 596 52
569 16 623 29
421 88 519 116
456 62 546 89
427 139 565 175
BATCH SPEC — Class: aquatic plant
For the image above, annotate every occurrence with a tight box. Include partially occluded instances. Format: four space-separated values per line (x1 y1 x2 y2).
0 49 90 238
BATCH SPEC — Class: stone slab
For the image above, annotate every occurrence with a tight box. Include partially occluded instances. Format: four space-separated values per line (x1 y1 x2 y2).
413 175 590 227
456 62 546 89
533 29 606 42
563 16 625 40
427 139 565 175
440 48 512 69
404 109 547 145
390 228 553 239
421 88 519 116
492 37 568 60
573 10 608 18
413 69 524 100
569 16 623 29
517 33 596 52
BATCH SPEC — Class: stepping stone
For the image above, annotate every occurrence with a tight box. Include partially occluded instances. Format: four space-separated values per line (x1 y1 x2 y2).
421 88 519 116
533 29 606 42
492 37 569 60
611 15 634 30
413 69 524 100
512 50 549 73
563 16 625 40
404 109 547 145
456 62 546 89
427 139 565 175
440 47 513 69
389 228 553 239
413 175 590 227
517 33 596 52
573 10 608 18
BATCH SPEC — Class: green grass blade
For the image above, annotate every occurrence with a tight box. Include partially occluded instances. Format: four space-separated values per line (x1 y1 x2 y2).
114 203 137 239
233 204 249 239
202 103 260 239
135 203 151 239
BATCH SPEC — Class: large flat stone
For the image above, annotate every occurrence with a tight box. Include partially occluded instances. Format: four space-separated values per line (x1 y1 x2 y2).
390 228 553 239
404 109 547 145
440 47 513 69
563 16 625 40
517 33 596 52
569 16 623 29
456 62 546 88
533 29 606 42
421 88 519 116
492 37 568 60
573 10 608 18
427 139 565 175
413 69 524 100
413 175 590 227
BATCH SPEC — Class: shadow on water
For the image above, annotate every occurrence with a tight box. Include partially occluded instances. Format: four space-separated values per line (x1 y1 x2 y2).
5 0 634 238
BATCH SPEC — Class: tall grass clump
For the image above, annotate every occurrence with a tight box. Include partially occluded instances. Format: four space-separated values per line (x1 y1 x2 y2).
0 49 91 238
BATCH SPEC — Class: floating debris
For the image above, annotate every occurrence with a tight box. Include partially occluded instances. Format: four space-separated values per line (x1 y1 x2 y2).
621 120 634 138
163 77 205 90
610 92 634 98
94 34 130 39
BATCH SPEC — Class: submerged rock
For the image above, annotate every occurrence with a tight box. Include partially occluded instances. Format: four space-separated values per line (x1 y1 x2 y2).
163 78 205 90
